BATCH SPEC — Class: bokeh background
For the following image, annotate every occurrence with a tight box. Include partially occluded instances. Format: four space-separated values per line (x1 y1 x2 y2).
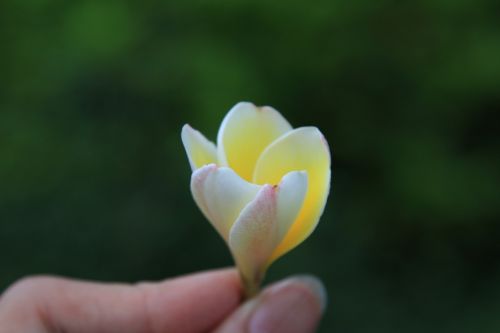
1 0 500 331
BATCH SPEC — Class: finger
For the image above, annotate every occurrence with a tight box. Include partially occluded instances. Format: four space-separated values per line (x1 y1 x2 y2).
0 268 242 333
214 275 327 333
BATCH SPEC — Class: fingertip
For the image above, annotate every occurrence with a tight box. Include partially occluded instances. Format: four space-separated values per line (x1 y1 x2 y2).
249 275 326 333
270 275 327 313
215 275 327 333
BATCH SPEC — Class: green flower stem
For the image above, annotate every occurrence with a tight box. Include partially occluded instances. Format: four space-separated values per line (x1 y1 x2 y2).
240 271 264 300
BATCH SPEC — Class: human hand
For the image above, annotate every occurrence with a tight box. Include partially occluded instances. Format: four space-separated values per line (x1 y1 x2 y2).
0 268 326 333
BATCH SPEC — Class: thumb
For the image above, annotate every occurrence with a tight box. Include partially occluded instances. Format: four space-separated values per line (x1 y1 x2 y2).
214 276 327 333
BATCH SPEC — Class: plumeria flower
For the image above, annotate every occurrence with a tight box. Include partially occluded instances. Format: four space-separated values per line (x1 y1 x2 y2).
181 102 331 297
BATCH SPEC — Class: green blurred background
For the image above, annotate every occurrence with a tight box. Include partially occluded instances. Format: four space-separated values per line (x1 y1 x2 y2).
1 0 499 331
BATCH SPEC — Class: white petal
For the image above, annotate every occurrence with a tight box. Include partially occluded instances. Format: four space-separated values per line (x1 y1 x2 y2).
181 124 217 171
216 102 292 181
275 171 308 244
190 164 261 240
228 171 308 280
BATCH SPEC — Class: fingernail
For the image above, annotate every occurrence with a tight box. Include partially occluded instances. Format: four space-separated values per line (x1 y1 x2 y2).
248 276 327 333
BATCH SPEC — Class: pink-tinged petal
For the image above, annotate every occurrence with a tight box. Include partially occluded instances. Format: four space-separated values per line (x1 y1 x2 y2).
228 185 279 282
217 102 292 181
228 171 308 281
190 164 261 241
181 124 217 171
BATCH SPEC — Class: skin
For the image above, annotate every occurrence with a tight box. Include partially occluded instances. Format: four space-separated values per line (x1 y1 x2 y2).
0 268 324 333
